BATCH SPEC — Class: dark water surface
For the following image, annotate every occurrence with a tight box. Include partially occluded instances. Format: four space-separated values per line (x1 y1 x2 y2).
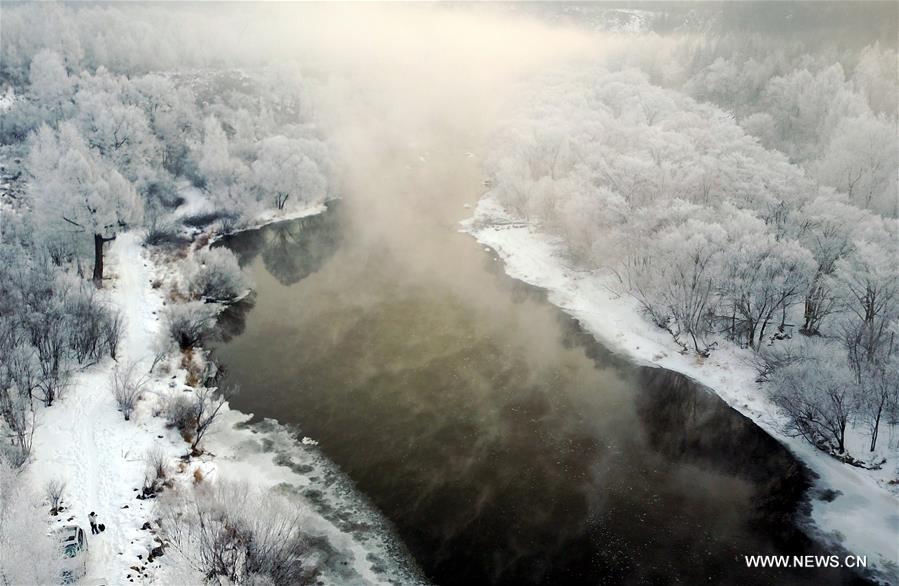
211 202 865 585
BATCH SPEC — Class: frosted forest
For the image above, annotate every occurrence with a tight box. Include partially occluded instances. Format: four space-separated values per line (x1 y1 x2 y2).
0 3 897 585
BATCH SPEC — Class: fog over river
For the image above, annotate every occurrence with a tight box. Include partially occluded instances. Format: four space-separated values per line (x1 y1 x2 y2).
206 5 880 584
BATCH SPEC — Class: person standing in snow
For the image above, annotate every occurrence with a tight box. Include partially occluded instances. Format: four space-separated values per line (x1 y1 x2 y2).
88 511 99 535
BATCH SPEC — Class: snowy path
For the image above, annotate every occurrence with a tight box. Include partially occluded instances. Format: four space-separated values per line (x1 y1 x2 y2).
26 229 420 585
27 233 180 585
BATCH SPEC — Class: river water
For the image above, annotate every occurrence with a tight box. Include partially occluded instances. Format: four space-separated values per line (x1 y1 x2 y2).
211 193 866 584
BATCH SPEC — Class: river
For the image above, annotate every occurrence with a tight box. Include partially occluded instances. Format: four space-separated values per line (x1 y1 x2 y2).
210 184 867 585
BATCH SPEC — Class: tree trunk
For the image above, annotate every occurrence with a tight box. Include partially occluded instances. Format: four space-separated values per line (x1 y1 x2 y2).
870 399 884 452
92 233 105 285
92 233 116 286
757 319 769 349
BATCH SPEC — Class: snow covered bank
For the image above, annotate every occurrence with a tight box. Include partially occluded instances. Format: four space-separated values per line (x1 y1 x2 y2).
26 230 421 585
463 196 899 583
201 412 424 585
175 180 331 243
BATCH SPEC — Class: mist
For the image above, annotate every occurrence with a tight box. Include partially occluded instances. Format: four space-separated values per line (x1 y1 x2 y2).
1 2 897 585
262 4 607 322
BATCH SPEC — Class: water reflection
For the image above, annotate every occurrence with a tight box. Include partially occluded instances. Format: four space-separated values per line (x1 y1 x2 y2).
225 208 341 286
212 208 867 585
213 293 255 344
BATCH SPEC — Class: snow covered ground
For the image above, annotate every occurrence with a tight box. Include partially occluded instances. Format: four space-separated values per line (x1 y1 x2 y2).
0 87 15 113
25 227 420 585
463 195 899 583
174 181 329 242
25 232 178 584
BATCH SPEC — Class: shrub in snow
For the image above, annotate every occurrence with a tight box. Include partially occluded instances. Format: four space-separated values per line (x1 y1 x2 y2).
182 210 239 230
0 461 64 584
145 446 168 481
211 214 242 236
110 361 149 421
163 393 197 433
66 285 125 363
18 272 73 407
158 481 321 585
0 330 37 467
149 335 176 375
143 446 169 495
2 266 123 410
102 308 125 360
162 384 234 455
190 385 234 455
164 302 216 350
144 221 188 247
182 247 250 302
44 477 66 515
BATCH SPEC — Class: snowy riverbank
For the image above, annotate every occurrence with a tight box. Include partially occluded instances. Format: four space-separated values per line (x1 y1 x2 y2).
175 181 330 244
463 196 899 583
25 216 421 584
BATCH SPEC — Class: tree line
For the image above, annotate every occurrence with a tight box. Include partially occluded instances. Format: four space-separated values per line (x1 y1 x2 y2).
486 65 897 459
0 4 332 470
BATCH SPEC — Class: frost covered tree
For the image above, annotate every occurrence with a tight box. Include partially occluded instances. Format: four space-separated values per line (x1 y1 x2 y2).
631 217 726 354
18 270 73 408
769 340 856 454
181 248 250 302
0 319 36 467
814 114 898 217
195 116 251 216
835 237 899 371
719 235 816 349
856 354 899 452
75 68 163 191
795 196 863 336
485 66 833 356
0 252 122 414
27 49 73 127
27 121 142 284
759 65 869 163
252 135 327 210
852 43 899 117
128 74 200 177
